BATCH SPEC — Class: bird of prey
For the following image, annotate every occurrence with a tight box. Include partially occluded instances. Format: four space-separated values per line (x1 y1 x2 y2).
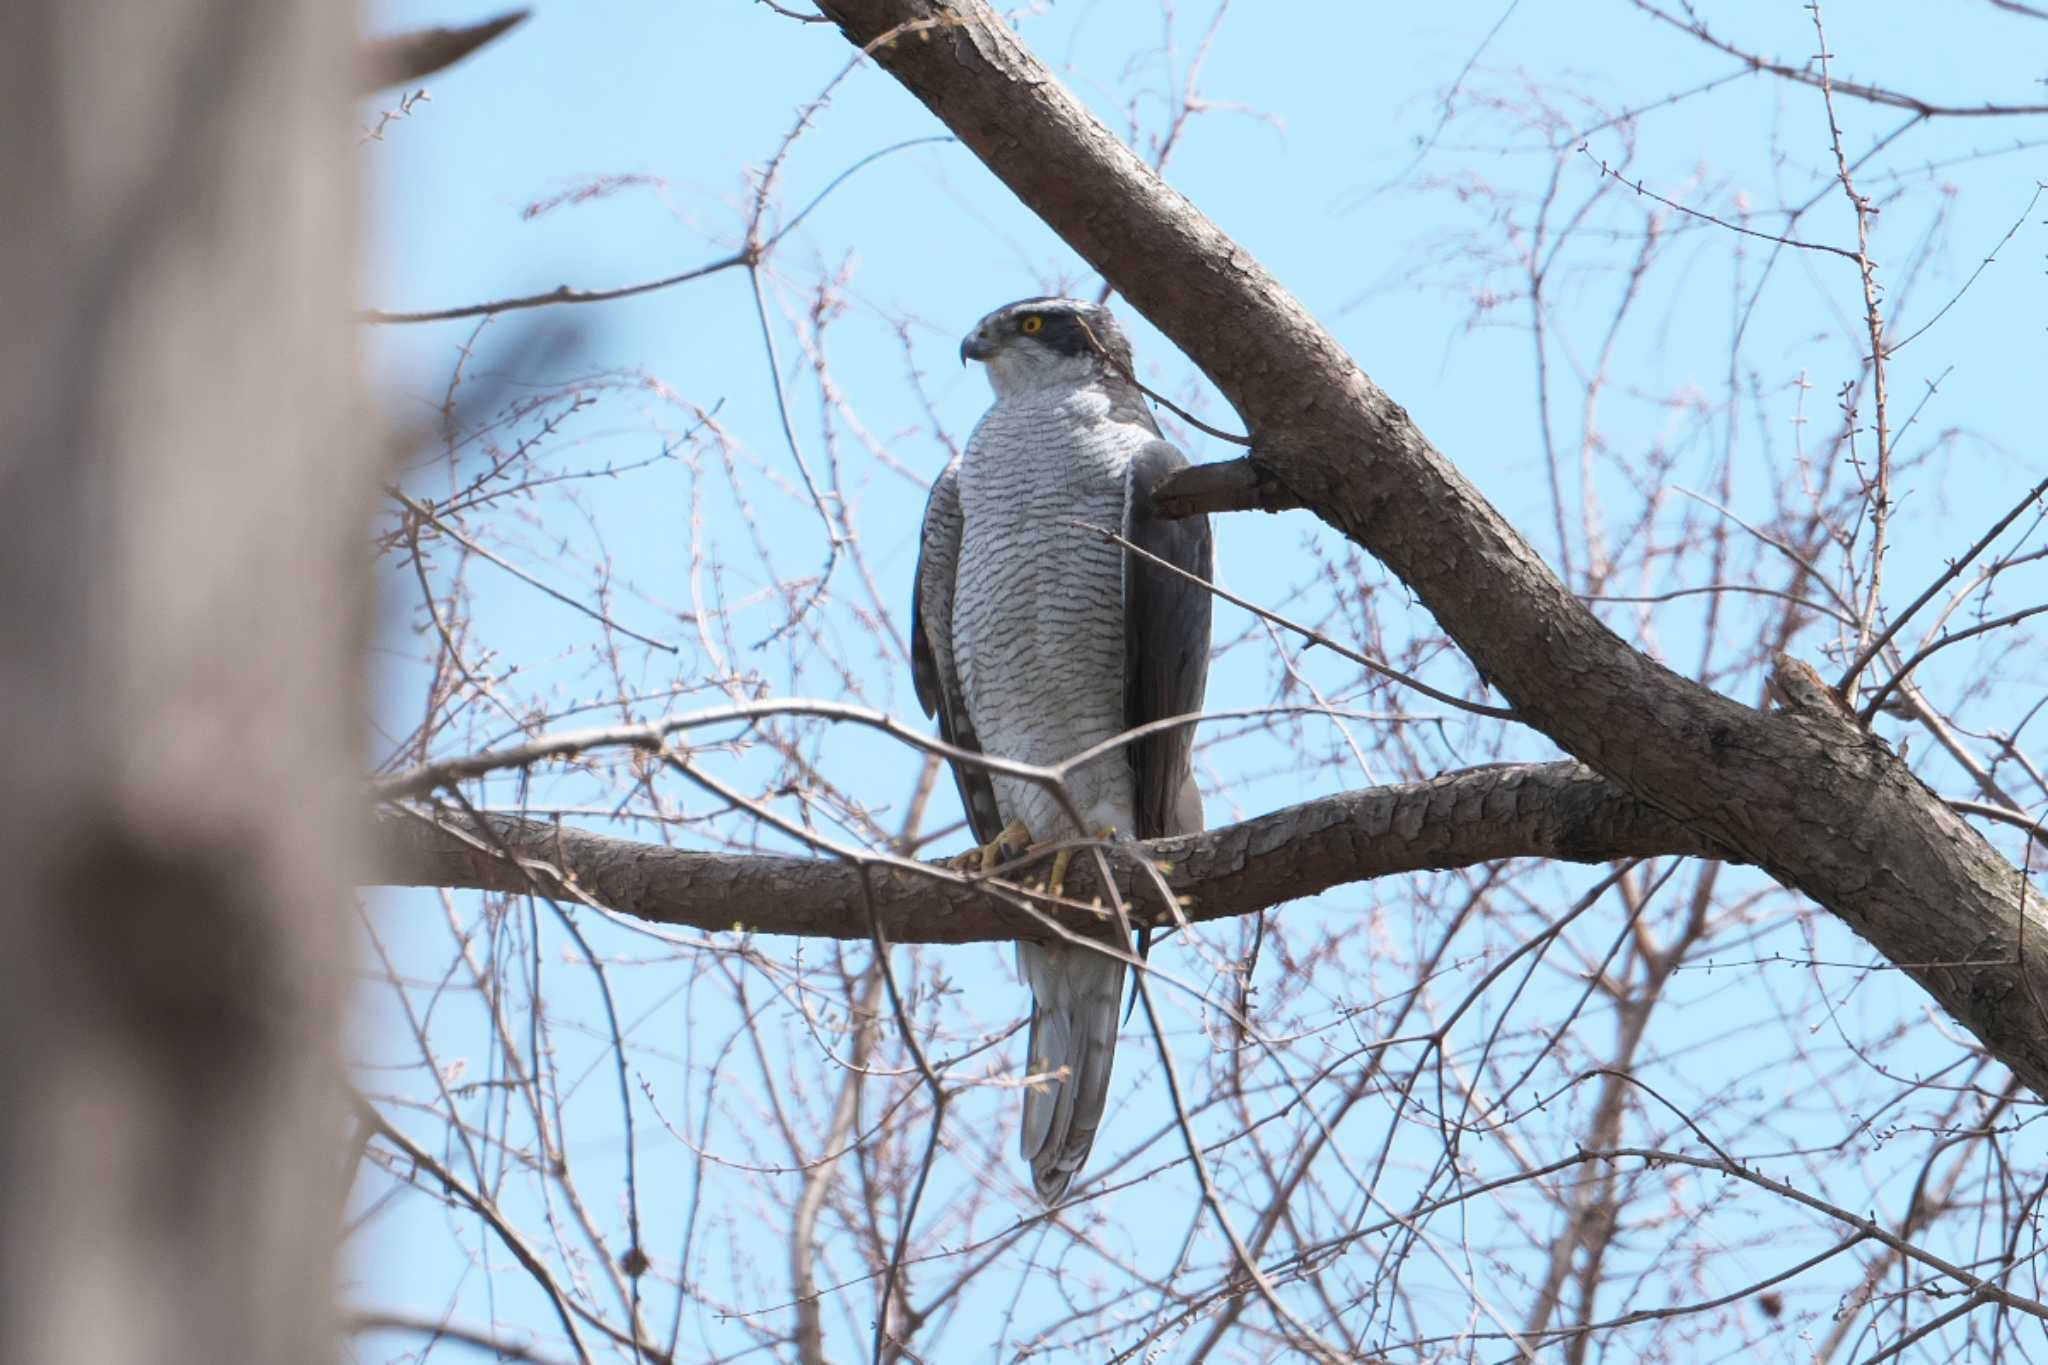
910 297 1213 1203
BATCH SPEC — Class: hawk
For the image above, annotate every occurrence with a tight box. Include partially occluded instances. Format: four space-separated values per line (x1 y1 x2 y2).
911 297 1214 1203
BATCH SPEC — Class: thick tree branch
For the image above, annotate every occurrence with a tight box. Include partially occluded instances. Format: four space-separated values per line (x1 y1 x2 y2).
808 0 2048 1094
375 763 1723 942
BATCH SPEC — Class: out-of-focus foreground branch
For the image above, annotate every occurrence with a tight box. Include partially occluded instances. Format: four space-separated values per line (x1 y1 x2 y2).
359 9 530 92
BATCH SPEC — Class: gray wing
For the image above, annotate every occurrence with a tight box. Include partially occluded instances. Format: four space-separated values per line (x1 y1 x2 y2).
911 461 1004 846
1124 440 1213 841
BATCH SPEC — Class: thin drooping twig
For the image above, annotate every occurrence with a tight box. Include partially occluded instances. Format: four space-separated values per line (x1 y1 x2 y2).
1070 312 1252 446
1838 471 2048 700
1884 181 2047 356
1581 583 1853 626
1581 1148 2048 1324
857 863 947 1365
345 1311 577 1365
1578 149 1863 264
363 256 748 326
377 697 1068 802
1101 842 1354 1364
360 1102 599 1362
378 689 1452 807
744 263 840 646
389 489 680 653
360 136 950 324
1858 602 2048 725
1080 520 1517 721
1627 0 2048 119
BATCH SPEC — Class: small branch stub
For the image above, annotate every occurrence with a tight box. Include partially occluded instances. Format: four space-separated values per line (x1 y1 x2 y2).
1151 456 1305 520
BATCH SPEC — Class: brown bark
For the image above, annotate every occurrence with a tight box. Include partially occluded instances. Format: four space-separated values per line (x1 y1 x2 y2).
0 0 364 1359
805 0 2048 1093
378 762 1720 942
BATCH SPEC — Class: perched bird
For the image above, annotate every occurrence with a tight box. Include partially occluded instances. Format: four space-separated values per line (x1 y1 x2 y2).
910 297 1214 1203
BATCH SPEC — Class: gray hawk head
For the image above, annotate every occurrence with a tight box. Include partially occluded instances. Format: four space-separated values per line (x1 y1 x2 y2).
959 297 1138 399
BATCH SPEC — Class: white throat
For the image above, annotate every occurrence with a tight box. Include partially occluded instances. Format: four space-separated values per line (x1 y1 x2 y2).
982 347 1106 402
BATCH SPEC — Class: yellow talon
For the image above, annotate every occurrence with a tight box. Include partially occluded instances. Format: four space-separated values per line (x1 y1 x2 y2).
946 819 1035 877
1046 847 1075 899
1043 825 1121 900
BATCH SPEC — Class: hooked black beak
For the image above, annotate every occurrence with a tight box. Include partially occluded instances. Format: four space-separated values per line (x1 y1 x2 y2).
960 332 996 365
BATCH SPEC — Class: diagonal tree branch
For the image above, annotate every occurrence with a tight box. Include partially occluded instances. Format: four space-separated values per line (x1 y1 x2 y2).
804 0 2048 1094
374 762 1723 942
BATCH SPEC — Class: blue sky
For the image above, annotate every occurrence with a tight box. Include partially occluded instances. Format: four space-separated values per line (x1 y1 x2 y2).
350 3 2048 1361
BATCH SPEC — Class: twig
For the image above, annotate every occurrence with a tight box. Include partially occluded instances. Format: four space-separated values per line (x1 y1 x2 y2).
1627 0 2048 118
1946 799 2048 839
389 489 679 653
1859 602 2048 724
1070 313 1252 445
1578 148 1863 264
1079 520 1517 721
744 263 839 646
345 1310 578 1365
1580 1147 2048 1323
1838 471 2048 698
1810 1 1896 704
1886 183 2046 356
360 1102 600 1362
361 137 950 324
1581 582 1853 627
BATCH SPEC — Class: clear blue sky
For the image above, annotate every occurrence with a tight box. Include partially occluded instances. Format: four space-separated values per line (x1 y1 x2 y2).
350 3 2048 1360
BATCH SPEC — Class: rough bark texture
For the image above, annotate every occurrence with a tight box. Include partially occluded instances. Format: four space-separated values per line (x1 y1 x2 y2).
0 0 363 1359
380 763 1722 941
805 0 2048 1094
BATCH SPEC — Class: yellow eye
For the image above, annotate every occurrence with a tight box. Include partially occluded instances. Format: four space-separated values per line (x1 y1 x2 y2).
1020 315 1044 334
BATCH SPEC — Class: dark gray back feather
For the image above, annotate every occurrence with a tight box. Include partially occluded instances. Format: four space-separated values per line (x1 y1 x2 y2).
1124 440 1213 840
911 462 1004 845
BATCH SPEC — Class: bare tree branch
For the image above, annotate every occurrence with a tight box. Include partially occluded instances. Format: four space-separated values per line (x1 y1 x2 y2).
1626 0 2048 118
375 762 1723 941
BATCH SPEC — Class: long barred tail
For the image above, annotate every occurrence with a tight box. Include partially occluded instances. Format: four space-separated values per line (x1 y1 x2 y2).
1017 941 1125 1204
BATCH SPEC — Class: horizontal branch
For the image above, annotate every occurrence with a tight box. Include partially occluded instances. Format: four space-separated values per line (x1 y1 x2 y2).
373 762 1727 942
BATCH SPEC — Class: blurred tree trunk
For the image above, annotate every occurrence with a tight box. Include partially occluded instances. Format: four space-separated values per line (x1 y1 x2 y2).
0 1 363 1360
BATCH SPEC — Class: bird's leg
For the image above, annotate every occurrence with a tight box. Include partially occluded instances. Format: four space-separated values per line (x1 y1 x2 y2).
1042 824 1119 900
946 818 1035 877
